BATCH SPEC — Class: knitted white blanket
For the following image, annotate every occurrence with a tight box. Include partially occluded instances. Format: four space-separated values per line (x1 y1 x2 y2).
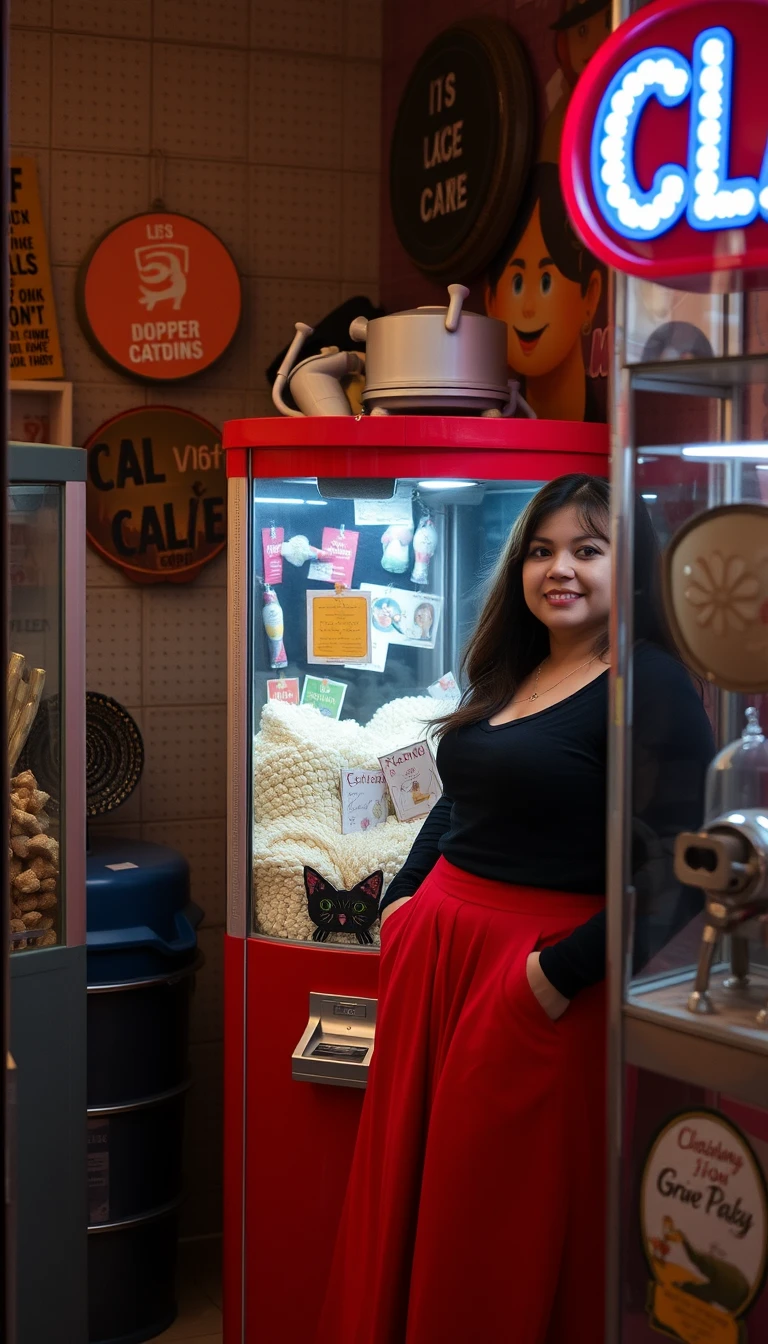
252 696 443 943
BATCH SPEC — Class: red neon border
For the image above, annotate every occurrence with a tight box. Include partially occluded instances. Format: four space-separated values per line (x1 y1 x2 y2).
560 0 768 285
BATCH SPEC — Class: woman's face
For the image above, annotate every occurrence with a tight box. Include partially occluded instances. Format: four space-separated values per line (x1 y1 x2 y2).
415 606 433 632
486 203 601 378
566 9 611 76
522 504 610 641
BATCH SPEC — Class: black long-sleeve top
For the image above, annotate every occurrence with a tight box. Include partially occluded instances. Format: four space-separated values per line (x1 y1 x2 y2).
380 642 714 999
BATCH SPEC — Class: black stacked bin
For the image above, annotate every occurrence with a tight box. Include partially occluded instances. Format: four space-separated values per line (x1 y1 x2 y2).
86 837 202 1344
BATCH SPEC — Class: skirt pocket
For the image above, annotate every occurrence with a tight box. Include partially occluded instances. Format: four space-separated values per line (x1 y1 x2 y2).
502 928 559 1032
379 894 417 954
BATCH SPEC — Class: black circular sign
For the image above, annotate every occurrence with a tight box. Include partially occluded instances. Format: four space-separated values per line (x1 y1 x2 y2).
389 17 535 280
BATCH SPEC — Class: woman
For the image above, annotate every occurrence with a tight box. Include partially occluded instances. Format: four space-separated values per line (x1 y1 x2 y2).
485 164 603 422
316 474 713 1344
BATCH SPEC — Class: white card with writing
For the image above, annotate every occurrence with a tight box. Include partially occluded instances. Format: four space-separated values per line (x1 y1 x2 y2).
340 767 388 834
353 497 413 528
378 739 442 822
345 625 389 674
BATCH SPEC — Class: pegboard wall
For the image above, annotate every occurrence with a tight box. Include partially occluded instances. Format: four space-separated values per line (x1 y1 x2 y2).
10 0 382 1240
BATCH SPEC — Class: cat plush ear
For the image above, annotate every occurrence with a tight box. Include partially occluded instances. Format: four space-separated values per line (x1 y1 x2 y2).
303 867 336 898
353 871 384 902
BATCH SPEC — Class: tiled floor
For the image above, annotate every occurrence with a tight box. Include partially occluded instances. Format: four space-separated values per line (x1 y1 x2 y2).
157 1239 222 1343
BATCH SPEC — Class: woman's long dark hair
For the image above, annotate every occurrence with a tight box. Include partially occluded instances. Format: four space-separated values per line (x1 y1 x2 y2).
434 473 678 737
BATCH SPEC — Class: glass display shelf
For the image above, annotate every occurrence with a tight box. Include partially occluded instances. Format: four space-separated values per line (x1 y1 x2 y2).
610 298 768 1104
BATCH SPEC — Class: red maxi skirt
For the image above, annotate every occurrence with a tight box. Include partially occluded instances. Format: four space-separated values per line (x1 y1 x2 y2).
315 857 607 1344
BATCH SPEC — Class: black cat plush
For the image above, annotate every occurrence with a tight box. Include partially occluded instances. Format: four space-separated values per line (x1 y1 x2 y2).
303 867 383 945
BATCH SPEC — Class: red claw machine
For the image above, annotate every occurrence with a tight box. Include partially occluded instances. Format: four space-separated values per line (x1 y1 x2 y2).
222 413 608 1343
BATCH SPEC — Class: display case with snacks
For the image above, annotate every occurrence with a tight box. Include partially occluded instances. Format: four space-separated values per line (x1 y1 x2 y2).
7 443 87 1344
222 414 609 1344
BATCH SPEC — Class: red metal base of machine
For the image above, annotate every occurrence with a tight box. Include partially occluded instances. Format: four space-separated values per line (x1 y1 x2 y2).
223 932 379 1343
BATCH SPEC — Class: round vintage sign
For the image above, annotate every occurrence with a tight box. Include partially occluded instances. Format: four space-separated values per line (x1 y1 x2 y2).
84 406 226 585
641 1109 768 1341
77 212 241 382
389 17 535 280
663 504 768 693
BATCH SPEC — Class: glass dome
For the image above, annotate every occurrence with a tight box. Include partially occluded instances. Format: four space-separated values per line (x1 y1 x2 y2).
704 707 768 821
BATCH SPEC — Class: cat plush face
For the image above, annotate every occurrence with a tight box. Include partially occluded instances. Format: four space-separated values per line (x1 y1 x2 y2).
303 868 383 945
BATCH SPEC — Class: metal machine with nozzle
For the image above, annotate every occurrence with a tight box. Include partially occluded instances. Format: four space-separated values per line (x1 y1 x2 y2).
674 809 768 1023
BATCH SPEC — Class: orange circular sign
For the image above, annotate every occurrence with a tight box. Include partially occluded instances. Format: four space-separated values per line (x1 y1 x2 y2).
77 212 241 382
84 406 227 585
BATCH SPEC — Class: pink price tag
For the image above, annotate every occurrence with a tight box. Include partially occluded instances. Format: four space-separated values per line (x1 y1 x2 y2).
321 527 359 588
262 527 284 584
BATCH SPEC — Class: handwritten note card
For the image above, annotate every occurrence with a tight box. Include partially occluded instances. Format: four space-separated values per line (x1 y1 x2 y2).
306 589 371 664
341 767 388 834
379 739 442 822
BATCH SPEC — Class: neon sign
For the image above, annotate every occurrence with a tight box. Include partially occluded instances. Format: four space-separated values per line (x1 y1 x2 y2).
561 0 768 288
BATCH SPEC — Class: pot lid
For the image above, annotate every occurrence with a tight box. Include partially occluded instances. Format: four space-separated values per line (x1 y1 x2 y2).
387 304 489 318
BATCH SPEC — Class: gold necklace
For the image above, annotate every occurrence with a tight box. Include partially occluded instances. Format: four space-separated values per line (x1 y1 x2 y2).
520 654 600 704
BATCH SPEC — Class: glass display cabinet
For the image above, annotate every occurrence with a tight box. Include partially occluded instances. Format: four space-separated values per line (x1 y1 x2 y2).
222 414 609 1344
608 274 768 1341
8 443 87 1344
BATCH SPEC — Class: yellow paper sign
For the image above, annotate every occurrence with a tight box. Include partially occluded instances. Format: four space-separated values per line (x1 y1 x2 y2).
651 1281 739 1344
9 156 64 379
308 593 370 662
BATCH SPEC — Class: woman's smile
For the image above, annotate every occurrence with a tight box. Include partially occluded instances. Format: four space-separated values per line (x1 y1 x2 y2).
544 589 583 606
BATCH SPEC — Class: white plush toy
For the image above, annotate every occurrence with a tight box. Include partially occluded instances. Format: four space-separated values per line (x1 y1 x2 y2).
252 695 444 943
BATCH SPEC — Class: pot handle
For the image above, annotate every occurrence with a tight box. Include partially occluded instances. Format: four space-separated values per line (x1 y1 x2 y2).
501 379 536 418
445 283 470 332
349 316 369 343
273 322 314 417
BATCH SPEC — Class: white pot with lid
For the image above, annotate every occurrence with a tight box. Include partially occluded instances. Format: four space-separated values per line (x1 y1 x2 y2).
350 285 533 417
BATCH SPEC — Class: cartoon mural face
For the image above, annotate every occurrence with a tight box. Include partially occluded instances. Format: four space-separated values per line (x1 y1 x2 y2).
489 202 598 380
564 8 611 78
539 0 612 166
485 165 602 422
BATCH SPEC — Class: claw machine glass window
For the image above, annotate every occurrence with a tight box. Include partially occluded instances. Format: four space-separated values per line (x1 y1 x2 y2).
248 474 547 947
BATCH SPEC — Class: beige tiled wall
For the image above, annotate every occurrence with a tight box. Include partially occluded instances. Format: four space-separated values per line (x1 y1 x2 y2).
10 0 381 1238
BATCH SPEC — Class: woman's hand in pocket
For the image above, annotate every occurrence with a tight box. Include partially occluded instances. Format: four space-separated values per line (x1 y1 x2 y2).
380 896 412 928
526 953 570 1021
